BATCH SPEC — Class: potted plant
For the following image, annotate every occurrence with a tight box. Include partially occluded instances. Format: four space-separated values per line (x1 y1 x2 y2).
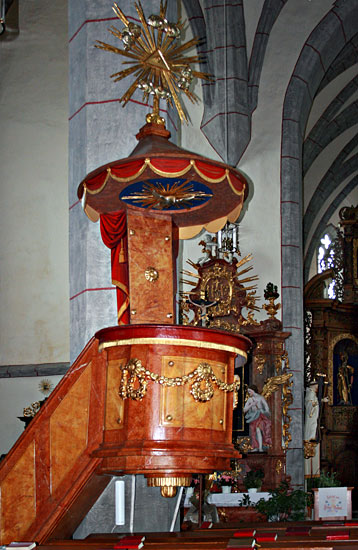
186 474 200 497
255 480 309 521
243 468 264 493
308 470 341 489
307 470 348 521
217 471 236 493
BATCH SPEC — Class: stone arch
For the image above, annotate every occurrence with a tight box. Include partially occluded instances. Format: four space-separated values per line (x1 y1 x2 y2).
280 0 358 484
304 175 358 283
303 75 358 175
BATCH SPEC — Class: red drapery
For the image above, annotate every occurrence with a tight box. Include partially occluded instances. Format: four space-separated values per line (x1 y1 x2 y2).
85 157 246 193
100 211 129 325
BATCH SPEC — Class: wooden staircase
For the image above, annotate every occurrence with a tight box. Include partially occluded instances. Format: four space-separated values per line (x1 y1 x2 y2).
0 338 110 544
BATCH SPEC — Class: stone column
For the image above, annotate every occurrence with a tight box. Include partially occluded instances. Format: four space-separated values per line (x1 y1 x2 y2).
68 0 179 534
68 0 177 361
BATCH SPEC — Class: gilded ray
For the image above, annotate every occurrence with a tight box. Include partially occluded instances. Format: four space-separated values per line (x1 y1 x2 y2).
95 1 211 123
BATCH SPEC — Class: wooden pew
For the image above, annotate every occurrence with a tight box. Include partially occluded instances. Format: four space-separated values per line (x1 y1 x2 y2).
38 522 358 550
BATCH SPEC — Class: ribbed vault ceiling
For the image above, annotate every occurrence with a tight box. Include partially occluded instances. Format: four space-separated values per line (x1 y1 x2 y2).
303 31 358 281
184 0 357 283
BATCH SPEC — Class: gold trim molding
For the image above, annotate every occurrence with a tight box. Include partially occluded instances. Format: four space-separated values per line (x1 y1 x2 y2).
99 337 247 358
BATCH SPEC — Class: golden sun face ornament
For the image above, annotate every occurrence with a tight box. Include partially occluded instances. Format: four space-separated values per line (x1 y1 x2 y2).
95 1 211 123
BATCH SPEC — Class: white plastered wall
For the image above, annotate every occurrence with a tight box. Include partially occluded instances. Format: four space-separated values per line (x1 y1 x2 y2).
0 1 69 454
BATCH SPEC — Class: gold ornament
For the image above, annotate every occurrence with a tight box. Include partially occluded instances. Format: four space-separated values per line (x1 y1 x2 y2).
303 440 317 459
119 358 148 400
235 436 253 453
23 401 41 418
95 1 211 123
118 359 240 402
38 378 53 395
121 179 212 210
180 254 259 331
275 459 283 474
145 266 159 282
261 369 293 449
255 343 266 375
263 295 281 319
261 372 292 400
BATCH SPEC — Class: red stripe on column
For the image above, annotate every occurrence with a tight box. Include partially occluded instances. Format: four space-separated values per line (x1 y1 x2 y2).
70 287 116 300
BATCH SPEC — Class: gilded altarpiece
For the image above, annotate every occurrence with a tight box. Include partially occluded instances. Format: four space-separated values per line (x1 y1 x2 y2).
181 254 292 490
304 205 358 498
239 323 292 490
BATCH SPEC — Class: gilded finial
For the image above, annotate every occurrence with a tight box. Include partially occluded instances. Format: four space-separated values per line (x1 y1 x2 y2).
262 282 281 320
95 1 211 124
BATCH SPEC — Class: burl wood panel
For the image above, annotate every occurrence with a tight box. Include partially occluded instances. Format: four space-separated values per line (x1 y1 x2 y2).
0 338 108 545
160 356 227 431
93 325 251 476
127 210 175 324
0 325 250 543
1 441 36 541
50 365 92 492
105 359 126 430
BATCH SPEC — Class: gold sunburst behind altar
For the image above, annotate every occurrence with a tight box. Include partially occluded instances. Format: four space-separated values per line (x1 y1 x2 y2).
180 247 260 331
95 1 211 124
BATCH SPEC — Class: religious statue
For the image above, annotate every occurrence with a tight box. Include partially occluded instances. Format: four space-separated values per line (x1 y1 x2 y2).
198 234 218 265
337 351 354 405
304 381 319 441
244 385 272 452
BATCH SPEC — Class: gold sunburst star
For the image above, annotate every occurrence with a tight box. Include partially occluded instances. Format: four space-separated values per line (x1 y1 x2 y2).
95 1 211 123
38 378 54 395
121 180 212 210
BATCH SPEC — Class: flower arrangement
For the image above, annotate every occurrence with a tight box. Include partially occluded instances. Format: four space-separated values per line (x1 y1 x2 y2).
216 471 236 487
190 474 200 488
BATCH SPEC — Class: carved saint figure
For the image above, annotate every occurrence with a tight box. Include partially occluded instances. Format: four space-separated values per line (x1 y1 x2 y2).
304 382 319 441
337 351 354 405
244 385 272 452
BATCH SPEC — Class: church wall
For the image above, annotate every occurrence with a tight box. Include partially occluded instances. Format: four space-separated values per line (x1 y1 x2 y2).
0 0 69 366
0 2 69 454
0 375 63 455
180 1 334 488
306 187 358 281
67 0 180 533
1 0 355 531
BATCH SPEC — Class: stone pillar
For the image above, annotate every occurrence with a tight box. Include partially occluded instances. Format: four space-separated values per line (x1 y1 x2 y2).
68 0 178 533
68 0 178 362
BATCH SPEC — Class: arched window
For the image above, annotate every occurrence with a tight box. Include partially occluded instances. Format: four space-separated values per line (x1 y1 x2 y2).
316 224 343 300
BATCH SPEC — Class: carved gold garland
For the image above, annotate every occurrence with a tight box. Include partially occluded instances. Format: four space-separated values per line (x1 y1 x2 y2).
255 345 289 376
119 358 240 403
254 342 266 374
281 357 293 449
260 354 292 449
303 440 318 459
23 401 41 417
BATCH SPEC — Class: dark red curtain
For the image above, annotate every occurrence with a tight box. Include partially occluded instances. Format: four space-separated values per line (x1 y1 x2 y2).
100 211 129 325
